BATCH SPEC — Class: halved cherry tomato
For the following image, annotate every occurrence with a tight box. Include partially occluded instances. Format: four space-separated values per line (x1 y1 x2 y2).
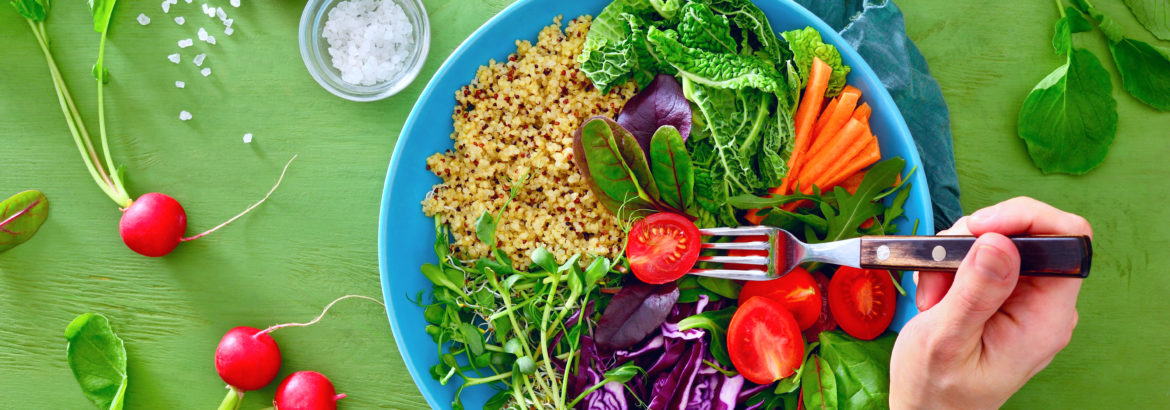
828 266 896 340
802 271 838 343
727 296 805 384
738 267 822 331
722 235 769 271
626 212 701 284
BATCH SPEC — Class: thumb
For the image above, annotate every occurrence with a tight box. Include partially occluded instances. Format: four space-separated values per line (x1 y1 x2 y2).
936 233 1020 341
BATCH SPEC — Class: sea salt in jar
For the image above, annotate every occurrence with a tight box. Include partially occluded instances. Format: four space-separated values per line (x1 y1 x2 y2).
299 0 430 101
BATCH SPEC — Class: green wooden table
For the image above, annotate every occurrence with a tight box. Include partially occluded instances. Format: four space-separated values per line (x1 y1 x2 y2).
1 0 1166 408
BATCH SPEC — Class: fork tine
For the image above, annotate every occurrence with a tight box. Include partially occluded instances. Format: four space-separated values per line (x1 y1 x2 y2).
689 269 774 281
701 242 770 251
697 255 769 265
699 226 776 236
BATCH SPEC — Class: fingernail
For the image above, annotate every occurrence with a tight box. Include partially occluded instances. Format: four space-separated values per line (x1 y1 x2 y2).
970 205 998 224
973 244 1012 280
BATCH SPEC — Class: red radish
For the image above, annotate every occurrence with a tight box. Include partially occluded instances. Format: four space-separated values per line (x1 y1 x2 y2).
274 371 346 410
215 326 282 391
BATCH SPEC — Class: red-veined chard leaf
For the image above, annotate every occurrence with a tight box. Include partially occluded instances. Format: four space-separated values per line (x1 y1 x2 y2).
649 125 694 211
594 279 679 352
0 190 50 253
617 74 693 155
800 354 837 410
573 116 657 218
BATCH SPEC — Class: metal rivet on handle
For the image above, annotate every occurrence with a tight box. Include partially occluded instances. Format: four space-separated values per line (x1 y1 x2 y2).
932 245 946 262
876 245 890 261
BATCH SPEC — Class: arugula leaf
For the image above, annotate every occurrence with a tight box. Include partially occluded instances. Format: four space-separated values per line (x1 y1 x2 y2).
816 158 906 243
0 190 50 253
677 2 737 54
10 0 47 21
800 354 838 409
649 125 694 211
86 0 116 33
818 331 896 409
1123 0 1170 40
775 341 817 394
65 313 127 410
647 27 786 93
782 26 852 96
1073 0 1170 111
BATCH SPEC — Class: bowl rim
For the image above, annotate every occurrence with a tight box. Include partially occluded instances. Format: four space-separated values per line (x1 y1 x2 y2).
298 0 431 102
378 0 934 408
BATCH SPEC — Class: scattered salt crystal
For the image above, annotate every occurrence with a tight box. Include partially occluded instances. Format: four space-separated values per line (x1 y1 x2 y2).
322 0 415 86
193 53 206 66
174 16 185 25
175 80 185 88
185 0 192 3
168 0 178 4
161 1 170 13
138 13 151 25
179 110 192 121
243 133 253 143
224 26 234 36
216 7 227 20
198 27 208 41
201 67 211 77
206 6 217 17
178 38 194 48
224 18 233 28
207 35 217 45
201 3 209 13
231 0 241 7
168 53 181 63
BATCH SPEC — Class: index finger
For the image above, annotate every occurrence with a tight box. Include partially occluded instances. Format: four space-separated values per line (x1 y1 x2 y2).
966 197 1093 239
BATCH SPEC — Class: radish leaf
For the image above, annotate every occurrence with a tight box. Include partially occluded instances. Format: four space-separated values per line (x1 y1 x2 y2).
1123 0 1170 40
65 313 127 410
0 190 50 254
86 0 117 33
10 0 47 21
1073 0 1170 111
1018 46 1116 174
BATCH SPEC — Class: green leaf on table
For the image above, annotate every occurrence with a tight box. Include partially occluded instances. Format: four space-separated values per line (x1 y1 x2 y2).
1123 0 1170 40
818 330 896 409
0 190 50 253
678 2 737 54
649 125 694 211
1053 8 1093 55
65 313 127 410
86 0 117 33
647 27 786 93
11 0 47 21
782 26 851 97
1074 1 1170 111
1018 46 1116 174
800 354 837 409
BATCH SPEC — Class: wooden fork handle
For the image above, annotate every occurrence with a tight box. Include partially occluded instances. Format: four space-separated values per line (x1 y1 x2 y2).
859 235 1091 278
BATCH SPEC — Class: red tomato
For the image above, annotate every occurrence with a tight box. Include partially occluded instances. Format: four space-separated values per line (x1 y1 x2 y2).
802 271 838 343
738 267 822 331
722 235 769 271
828 266 896 340
626 212 701 284
727 296 805 384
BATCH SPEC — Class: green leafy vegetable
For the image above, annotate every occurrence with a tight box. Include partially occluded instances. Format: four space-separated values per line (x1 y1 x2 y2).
1073 0 1170 111
11 0 46 20
695 276 740 299
698 0 790 64
678 2 737 54
816 158 906 242
647 27 786 93
580 1 675 92
0 190 50 253
774 341 817 394
782 26 851 96
1053 7 1093 55
818 331 896 409
649 125 694 211
800 354 837 409
86 0 116 33
575 117 657 217
65 313 127 410
677 306 736 368
1123 0 1170 40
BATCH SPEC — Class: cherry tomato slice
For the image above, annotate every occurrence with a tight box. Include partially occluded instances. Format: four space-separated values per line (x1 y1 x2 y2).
727 296 805 384
738 267 822 331
802 271 838 343
626 212 701 284
828 266 896 340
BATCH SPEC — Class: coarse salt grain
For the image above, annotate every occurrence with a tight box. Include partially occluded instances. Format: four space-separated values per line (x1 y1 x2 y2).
243 133 253 143
207 35 217 45
216 7 227 20
168 53 181 63
231 0 240 7
138 13 151 25
175 80 185 88
178 38 194 48
201 67 211 77
193 53 206 66
224 27 234 36
322 0 414 86
175 16 185 25
198 27 208 41
161 1 170 13
185 0 192 3
201 3 209 13
179 110 192 121
224 18 233 28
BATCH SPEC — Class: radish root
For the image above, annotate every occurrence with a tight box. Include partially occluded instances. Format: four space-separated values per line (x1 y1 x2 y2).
258 295 385 336
182 154 297 242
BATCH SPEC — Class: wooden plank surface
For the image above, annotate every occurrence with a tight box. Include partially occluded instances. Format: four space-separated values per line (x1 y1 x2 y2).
0 0 1166 408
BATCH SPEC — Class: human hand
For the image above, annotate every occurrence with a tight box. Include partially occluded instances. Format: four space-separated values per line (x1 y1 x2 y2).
889 197 1091 409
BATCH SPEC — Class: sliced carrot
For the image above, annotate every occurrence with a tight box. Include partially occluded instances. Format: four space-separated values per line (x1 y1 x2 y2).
852 102 871 122
836 170 868 194
782 58 833 194
796 118 867 194
817 126 875 187
812 97 839 138
806 88 861 161
823 138 881 189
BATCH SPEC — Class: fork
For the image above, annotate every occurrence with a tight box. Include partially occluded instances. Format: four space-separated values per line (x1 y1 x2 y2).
690 226 1092 281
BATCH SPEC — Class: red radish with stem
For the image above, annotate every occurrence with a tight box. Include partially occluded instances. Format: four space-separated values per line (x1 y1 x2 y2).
274 371 346 410
212 295 385 409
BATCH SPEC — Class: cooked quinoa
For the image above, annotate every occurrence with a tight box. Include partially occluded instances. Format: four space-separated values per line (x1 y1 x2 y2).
422 16 637 267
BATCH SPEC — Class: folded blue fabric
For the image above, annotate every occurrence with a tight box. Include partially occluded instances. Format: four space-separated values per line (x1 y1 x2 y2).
796 0 963 231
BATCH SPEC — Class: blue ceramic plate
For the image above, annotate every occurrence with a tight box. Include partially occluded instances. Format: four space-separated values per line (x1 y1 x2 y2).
379 0 935 407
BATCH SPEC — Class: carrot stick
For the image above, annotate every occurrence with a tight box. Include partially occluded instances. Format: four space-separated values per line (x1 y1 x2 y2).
782 57 834 194
852 102 871 122
836 170 868 194
812 97 839 138
796 118 867 193
815 126 875 188
806 87 861 161
823 138 881 189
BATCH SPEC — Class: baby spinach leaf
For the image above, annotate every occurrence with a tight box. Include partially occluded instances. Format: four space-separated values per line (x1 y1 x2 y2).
649 125 694 211
10 0 47 21
1075 0 1170 111
677 306 735 368
0 190 50 254
695 276 740 299
1123 0 1170 40
678 2 737 54
65 313 127 410
800 354 837 410
594 280 679 352
647 27 786 93
782 26 851 96
1018 46 1116 174
818 331 896 409
775 341 818 394
86 0 116 33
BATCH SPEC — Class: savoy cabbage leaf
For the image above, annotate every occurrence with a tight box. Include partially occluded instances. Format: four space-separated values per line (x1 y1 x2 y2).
782 26 851 97
647 27 786 93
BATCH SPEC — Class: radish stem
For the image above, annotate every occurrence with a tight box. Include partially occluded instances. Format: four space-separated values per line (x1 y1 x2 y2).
95 28 129 204
257 294 384 336
216 386 242 410
181 155 298 242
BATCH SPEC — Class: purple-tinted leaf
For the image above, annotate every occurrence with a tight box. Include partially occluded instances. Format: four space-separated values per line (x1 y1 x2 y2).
572 116 658 218
584 382 629 410
648 337 706 410
618 74 693 154
595 279 680 352
644 338 689 376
